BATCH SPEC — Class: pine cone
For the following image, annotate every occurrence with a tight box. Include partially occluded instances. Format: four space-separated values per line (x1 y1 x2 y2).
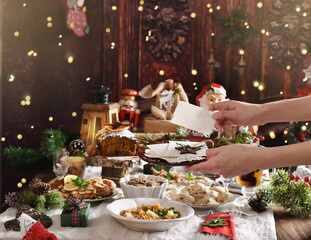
4 192 20 207
28 177 42 188
248 194 267 213
32 182 51 196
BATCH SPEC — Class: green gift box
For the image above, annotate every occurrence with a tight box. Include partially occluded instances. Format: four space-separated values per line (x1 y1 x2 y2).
61 202 90 227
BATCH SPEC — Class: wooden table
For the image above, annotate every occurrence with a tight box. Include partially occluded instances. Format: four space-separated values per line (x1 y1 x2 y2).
274 206 311 240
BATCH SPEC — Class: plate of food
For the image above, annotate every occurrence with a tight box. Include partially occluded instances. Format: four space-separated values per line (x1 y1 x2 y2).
83 189 119 203
137 136 211 166
165 182 235 209
106 198 194 232
48 175 117 201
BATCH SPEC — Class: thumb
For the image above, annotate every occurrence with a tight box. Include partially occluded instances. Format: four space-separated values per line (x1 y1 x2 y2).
186 148 220 172
205 147 220 158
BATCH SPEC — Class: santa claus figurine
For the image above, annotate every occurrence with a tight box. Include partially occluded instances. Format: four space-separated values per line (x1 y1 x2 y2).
196 83 227 109
119 89 140 130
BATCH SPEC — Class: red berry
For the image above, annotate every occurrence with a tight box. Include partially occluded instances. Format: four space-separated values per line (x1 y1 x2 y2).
305 183 310 188
258 135 265 141
215 174 220 178
305 177 310 183
290 173 296 180
296 176 302 182
253 137 259 143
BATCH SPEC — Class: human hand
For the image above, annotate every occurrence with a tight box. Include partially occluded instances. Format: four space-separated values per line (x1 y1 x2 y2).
209 100 264 131
186 144 263 178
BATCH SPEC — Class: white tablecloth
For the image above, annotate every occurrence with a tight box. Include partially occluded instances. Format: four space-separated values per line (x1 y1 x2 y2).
0 166 277 240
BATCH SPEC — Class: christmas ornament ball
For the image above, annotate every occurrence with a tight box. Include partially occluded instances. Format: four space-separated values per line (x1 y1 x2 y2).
69 139 85 154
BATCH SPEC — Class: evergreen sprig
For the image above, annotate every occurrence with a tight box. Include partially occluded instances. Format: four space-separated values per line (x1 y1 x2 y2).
40 129 67 160
257 169 311 216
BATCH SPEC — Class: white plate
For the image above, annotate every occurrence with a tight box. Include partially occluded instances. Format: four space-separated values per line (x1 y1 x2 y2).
164 192 236 210
83 189 118 203
106 198 194 232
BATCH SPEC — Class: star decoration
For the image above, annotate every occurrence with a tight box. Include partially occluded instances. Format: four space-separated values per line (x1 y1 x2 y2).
175 144 202 154
303 65 311 83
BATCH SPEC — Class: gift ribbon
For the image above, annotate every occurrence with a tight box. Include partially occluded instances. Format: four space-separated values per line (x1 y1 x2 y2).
65 195 87 227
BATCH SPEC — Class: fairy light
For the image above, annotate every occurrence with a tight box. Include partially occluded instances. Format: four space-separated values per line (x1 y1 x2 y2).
241 90 246 95
270 56 273 59
33 52 37 57
47 16 52 21
1 137 6 142
206 3 211 8
140 0 144 4
25 95 31 101
148 31 151 36
194 87 198 90
306 122 309 126
253 81 260 87
257 2 263 8
244 22 248 26
193 82 197 86
111 42 115 49
30 125 34 129
23 3 26 7
211 32 215 36
191 69 197 75
86 77 91 81
261 29 266 34
269 131 276 139
154 5 158 10
145 36 149 41
296 6 301 12
159 70 165 76
72 112 77 117
28 50 34 56
49 117 54 121
286 65 291 70
301 48 308 55
58 42 62 46
17 134 23 140
280 91 283 95
191 13 196 18
284 140 288 144
301 125 307 131
209 8 213 13
239 49 245 55
106 28 111 33
246 25 250 29
67 56 74 63
59 35 63 38
303 12 307 17
283 130 288 135
258 84 264 91
265 32 270 36
216 6 221 10
47 22 53 28
138 6 143 11
124 73 129 78
9 74 15 82
14 31 20 37
21 100 26 106
112 6 117 11
25 100 31 105
17 183 23 188
21 178 27 184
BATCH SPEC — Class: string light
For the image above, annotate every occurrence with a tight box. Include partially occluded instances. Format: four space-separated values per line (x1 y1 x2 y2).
14 31 20 37
124 73 129 78
21 178 27 184
23 3 26 7
154 6 158 10
9 74 15 82
239 49 245 55
301 125 307 131
253 81 260 87
47 22 53 28
49 117 54 121
67 56 74 63
47 16 52 21
106 28 111 33
296 6 301 12
30 125 34 129
193 82 196 86
59 35 63 38
72 112 77 117
261 29 266 34
111 42 115 49
112 6 117 11
241 90 246 95
140 0 144 4
138 6 143 11
191 69 197 75
257 2 263 8
1 137 6 142
17 183 23 188
258 84 264 91
270 56 273 59
191 13 196 18
306 122 309 126
280 91 283 95
206 3 211 8
269 131 276 139
284 140 288 143
283 130 288 135
286 65 291 70
303 12 307 17
86 77 91 81
159 70 165 76
216 6 221 10
194 87 198 90
265 32 270 36
21 100 26 106
17 134 23 140
58 42 62 46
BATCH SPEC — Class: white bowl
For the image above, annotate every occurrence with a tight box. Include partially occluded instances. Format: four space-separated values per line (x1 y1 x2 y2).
120 174 168 198
106 198 194 232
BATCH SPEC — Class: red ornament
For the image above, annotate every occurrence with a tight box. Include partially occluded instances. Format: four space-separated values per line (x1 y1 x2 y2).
298 131 308 142
305 176 310 183
290 173 296 180
258 135 265 141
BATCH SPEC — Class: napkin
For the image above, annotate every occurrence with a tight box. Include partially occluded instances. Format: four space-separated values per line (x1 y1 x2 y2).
201 212 235 240
171 101 215 135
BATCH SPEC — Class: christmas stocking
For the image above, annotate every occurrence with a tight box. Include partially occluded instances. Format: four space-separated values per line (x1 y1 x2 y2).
66 0 90 37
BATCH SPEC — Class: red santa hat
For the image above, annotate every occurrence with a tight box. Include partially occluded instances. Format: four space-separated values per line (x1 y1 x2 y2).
196 83 227 106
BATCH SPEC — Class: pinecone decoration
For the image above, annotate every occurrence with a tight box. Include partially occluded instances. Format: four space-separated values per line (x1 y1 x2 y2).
248 193 267 213
28 177 42 187
4 192 21 207
69 139 85 155
31 182 51 196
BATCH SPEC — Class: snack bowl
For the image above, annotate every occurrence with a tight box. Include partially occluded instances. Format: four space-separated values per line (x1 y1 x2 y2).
106 198 194 232
119 174 168 198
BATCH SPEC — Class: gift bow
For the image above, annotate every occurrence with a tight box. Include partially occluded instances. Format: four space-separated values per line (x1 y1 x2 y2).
65 195 87 227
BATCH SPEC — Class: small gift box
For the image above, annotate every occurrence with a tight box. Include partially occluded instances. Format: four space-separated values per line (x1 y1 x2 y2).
201 212 235 240
61 195 90 227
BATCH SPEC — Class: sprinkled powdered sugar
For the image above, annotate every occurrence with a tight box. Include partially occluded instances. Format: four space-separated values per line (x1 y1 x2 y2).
96 129 135 141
